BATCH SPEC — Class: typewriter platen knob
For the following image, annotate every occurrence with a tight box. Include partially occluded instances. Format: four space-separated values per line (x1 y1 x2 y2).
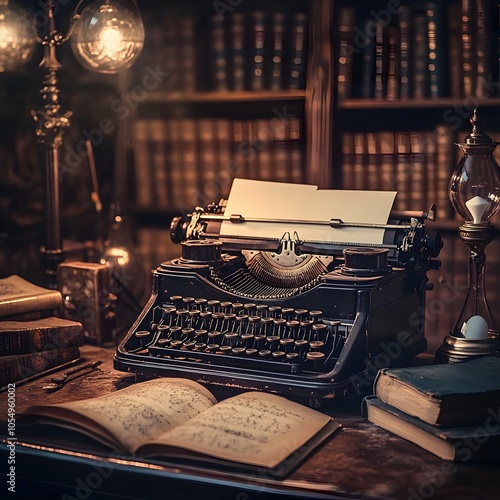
170 216 188 244
180 240 222 264
341 247 391 277
426 231 443 258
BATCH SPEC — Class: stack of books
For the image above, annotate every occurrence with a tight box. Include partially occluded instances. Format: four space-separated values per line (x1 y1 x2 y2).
363 357 500 461
0 275 83 387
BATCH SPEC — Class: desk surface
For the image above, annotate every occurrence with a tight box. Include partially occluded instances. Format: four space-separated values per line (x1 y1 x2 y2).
1 345 499 500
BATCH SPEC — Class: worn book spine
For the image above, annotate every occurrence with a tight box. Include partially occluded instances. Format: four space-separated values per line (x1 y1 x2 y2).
249 12 267 90
385 26 398 102
426 2 448 98
413 14 428 98
0 318 84 356
287 12 308 89
336 7 355 99
352 132 366 190
395 132 410 210
398 5 412 100
359 18 375 98
475 0 495 98
229 13 246 91
461 0 476 97
365 132 380 191
434 124 454 220
373 20 386 100
447 3 462 98
409 133 425 210
178 16 197 92
341 132 354 190
269 12 285 91
0 346 80 386
209 14 228 91
378 132 396 191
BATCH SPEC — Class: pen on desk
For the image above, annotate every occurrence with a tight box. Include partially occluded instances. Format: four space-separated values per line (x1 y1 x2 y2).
0 357 85 393
42 361 102 392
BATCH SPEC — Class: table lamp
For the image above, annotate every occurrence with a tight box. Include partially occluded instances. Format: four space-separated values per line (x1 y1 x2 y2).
435 109 500 363
0 0 144 287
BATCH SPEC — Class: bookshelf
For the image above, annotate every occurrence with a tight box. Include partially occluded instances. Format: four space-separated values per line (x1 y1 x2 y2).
332 0 500 353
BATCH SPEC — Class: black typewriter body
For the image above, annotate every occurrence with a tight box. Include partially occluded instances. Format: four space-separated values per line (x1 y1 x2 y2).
115 196 442 402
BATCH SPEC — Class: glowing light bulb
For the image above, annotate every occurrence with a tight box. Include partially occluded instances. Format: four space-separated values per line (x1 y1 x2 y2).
0 3 35 72
70 0 144 74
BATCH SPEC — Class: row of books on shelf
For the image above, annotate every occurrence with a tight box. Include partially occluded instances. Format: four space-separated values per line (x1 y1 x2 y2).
338 1 499 100
141 10 308 93
341 125 455 216
131 117 305 212
341 125 500 218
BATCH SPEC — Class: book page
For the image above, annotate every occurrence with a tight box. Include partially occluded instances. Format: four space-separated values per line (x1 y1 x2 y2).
138 391 333 468
26 378 217 453
220 179 396 246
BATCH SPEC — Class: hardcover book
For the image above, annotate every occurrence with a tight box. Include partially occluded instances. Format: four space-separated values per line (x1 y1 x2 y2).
0 317 83 356
19 378 341 477
0 275 62 319
373 357 500 427
0 346 80 387
363 396 500 461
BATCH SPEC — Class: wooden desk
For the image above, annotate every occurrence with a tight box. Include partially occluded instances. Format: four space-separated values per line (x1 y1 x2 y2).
1 346 499 499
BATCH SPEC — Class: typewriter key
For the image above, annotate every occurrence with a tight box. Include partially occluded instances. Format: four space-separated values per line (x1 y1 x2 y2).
231 347 246 356
194 298 208 309
157 324 169 337
182 297 195 308
175 309 189 327
208 330 222 342
256 304 269 316
182 341 196 350
272 351 286 361
246 348 258 357
220 301 233 312
207 343 220 353
134 330 150 353
281 307 295 319
207 299 221 311
169 295 183 307
181 327 195 341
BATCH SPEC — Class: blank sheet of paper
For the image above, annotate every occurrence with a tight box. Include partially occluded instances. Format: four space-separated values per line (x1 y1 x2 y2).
220 179 397 245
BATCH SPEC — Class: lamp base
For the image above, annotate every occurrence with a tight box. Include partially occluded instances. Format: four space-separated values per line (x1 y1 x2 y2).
435 333 500 364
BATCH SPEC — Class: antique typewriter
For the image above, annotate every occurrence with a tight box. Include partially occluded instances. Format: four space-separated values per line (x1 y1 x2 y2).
115 180 442 400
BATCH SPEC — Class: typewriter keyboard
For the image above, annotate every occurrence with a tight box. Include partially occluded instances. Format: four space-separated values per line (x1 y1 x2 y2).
127 296 350 375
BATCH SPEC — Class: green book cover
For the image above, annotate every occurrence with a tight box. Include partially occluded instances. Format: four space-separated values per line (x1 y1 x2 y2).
374 357 500 426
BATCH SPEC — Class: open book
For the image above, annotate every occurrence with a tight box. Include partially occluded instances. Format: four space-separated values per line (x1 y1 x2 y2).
19 378 340 477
